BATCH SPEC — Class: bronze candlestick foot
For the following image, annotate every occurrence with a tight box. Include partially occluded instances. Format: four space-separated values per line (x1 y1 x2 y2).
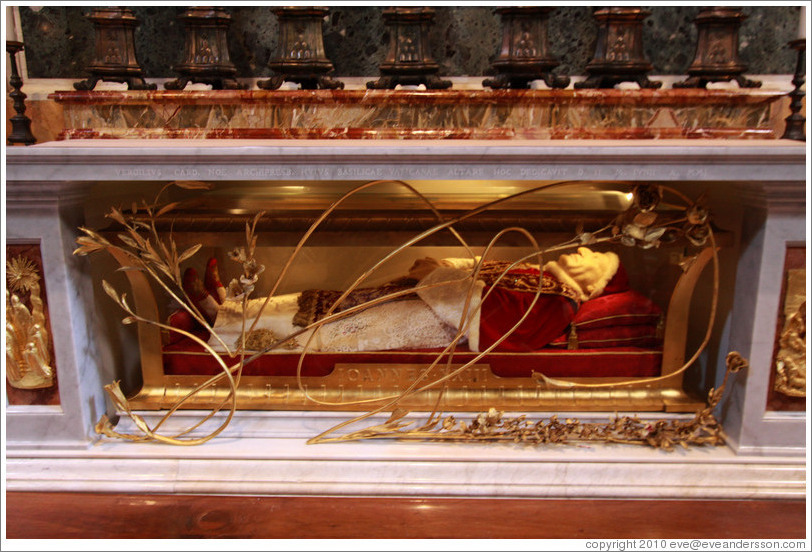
164 7 246 91
674 7 761 89
483 7 570 90
483 72 570 90
6 41 36 146
576 73 662 90
258 75 344 90
367 74 452 90
575 7 662 90
781 39 806 141
674 74 761 89
73 8 156 91
164 75 245 90
367 7 452 90
74 76 155 91
258 7 344 91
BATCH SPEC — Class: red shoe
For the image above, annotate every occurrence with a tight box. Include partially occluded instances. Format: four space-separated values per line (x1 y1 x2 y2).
182 267 219 324
204 257 226 304
165 309 210 345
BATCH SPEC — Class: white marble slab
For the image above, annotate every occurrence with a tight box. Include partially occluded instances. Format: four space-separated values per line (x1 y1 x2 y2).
5 140 807 191
6 431 805 498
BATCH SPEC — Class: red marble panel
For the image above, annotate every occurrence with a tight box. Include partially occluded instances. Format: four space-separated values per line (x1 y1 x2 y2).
50 89 786 141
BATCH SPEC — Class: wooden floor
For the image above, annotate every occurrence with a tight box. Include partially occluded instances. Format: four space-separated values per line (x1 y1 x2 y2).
5 493 807 539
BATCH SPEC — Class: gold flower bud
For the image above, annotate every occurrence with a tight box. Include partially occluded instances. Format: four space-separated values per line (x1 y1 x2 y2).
687 204 709 225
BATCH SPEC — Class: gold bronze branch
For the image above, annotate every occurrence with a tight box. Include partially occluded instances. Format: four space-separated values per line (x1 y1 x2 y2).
309 351 747 450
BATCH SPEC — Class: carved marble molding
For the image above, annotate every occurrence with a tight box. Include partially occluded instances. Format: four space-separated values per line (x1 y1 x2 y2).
3 180 96 209
5 140 806 187
733 181 808 213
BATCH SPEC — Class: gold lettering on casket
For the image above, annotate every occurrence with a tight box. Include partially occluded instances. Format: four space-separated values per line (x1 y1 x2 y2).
334 364 491 392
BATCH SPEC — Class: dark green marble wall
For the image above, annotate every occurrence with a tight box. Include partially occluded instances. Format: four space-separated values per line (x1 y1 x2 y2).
19 6 802 79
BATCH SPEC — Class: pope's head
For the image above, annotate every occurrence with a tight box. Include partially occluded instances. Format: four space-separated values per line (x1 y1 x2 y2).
549 247 620 300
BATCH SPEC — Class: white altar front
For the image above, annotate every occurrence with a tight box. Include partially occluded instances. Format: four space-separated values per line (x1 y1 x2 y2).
4 139 807 499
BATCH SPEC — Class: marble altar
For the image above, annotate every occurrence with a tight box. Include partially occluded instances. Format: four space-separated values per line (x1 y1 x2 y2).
4 139 807 499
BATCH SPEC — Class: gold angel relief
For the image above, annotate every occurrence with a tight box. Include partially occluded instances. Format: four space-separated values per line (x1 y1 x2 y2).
773 265 806 398
774 304 806 398
6 255 55 390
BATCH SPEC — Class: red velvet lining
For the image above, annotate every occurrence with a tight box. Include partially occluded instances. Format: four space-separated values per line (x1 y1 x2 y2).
162 339 661 378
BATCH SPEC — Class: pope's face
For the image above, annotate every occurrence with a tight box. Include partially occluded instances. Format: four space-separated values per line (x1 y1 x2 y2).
557 247 606 289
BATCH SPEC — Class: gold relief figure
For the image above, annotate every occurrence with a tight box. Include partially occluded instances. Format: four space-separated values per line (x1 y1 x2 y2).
775 300 806 397
103 46 122 65
513 27 537 58
705 32 729 64
103 30 123 64
195 35 214 64
291 36 311 59
6 255 55 389
398 30 419 62
607 29 630 62
291 25 312 59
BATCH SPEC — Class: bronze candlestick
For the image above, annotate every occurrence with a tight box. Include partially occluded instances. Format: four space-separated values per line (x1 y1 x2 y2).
781 39 806 141
674 7 761 89
258 7 343 90
73 7 156 91
165 7 245 90
575 7 661 89
6 41 36 145
367 7 451 90
483 7 569 89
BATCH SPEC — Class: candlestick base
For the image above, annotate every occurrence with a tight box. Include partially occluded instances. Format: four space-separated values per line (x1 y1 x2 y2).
367 8 452 91
673 7 761 90
6 41 37 146
781 39 806 142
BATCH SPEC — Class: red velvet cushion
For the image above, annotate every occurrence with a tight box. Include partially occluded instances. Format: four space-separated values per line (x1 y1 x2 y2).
550 324 661 349
479 285 577 352
572 289 662 330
